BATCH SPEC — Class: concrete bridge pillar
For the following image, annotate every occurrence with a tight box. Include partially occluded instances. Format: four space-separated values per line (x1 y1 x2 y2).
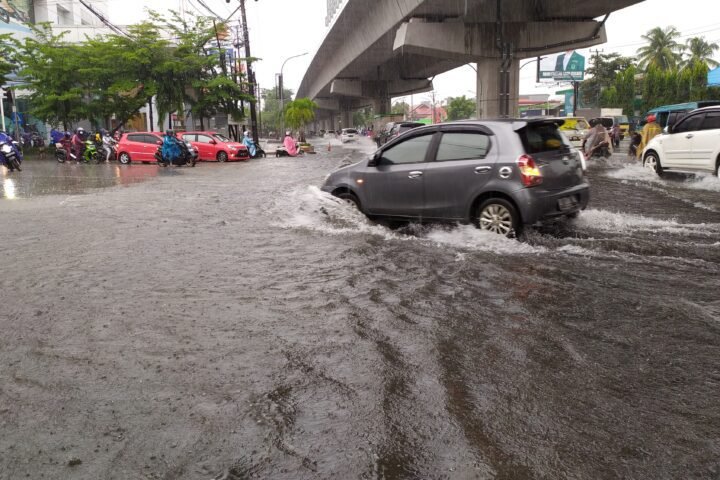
476 58 520 119
342 110 352 129
371 97 391 116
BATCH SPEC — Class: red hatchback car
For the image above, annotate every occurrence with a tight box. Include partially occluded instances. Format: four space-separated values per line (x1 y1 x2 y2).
117 132 164 164
178 131 249 162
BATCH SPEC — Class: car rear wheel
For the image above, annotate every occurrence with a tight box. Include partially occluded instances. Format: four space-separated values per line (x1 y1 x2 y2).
715 158 720 177
217 151 228 162
336 192 361 212
643 152 663 177
118 152 131 165
476 198 521 237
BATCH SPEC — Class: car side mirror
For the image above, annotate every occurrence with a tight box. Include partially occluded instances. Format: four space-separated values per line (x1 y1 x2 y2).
367 152 379 167
663 125 670 134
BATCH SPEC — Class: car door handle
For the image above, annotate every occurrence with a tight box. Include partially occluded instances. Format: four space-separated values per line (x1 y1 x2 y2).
408 171 423 179
474 166 491 174
686 134 694 139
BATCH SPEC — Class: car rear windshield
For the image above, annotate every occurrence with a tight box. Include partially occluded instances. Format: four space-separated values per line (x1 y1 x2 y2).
344 129 358 134
519 122 570 154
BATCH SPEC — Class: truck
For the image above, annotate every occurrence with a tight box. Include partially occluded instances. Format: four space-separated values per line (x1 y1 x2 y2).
576 108 629 138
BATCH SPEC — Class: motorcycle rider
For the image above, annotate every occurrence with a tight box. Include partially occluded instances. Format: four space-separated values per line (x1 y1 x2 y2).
582 118 612 158
101 129 116 163
242 130 257 158
161 130 182 166
282 130 299 157
71 128 86 163
59 132 73 162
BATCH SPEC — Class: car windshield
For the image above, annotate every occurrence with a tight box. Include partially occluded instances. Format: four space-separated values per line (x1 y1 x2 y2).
213 134 230 142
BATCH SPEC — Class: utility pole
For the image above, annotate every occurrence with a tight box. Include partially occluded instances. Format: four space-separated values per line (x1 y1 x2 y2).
239 0 258 144
589 48 604 109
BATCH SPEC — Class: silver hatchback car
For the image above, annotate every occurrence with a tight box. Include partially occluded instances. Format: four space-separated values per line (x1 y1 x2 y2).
322 119 589 236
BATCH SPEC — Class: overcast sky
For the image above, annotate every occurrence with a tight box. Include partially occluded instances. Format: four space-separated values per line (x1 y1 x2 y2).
110 0 720 104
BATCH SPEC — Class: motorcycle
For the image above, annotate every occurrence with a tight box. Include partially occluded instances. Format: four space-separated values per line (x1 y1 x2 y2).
275 141 303 157
82 139 102 163
587 141 612 159
154 139 196 167
242 137 266 158
55 143 77 163
0 135 23 172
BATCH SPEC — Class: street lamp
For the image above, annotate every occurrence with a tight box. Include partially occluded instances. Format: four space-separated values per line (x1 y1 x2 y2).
279 52 308 137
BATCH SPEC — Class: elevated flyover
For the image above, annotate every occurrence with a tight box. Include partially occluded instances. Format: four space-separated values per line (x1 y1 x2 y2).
297 0 644 129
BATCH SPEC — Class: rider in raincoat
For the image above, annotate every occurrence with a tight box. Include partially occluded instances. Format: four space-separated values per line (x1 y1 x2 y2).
242 130 257 157
283 130 298 157
161 130 181 163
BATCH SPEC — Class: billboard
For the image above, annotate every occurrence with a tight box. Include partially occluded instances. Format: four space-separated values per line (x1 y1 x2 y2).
0 0 33 41
539 50 585 82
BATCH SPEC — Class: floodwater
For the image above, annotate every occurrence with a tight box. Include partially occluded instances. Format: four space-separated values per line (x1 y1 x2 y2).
1 138 719 479
0 161 164 199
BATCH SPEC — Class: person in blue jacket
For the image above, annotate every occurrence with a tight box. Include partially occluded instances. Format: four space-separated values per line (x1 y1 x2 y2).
161 130 181 164
242 130 257 158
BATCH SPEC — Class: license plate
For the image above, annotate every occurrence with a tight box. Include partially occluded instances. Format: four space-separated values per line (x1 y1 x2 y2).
557 196 578 211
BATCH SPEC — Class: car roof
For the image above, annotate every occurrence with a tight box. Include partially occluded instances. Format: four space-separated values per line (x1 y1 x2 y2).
689 106 720 113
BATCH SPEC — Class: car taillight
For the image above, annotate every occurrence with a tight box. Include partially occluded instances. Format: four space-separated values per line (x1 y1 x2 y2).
516 154 543 187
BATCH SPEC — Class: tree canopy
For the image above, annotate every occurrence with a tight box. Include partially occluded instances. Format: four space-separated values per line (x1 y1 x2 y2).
446 95 476 121
10 13 253 131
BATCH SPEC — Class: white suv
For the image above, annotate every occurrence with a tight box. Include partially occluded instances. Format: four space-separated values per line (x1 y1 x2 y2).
340 128 358 143
643 106 720 176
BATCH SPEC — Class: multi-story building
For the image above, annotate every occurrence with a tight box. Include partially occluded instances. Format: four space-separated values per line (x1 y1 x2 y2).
33 0 113 43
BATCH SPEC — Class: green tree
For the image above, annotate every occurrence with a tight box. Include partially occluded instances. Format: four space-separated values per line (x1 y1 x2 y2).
683 37 719 69
637 26 684 70
579 53 635 107
261 87 293 136
13 24 86 130
284 97 317 142
0 33 15 88
391 101 409 116
446 95 476 120
353 106 373 127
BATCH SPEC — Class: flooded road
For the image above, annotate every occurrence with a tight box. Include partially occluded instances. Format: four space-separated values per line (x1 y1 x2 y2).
1 141 719 479
0 161 164 199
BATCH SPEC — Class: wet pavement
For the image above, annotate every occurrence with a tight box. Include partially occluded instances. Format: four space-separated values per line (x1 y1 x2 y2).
0 161 164 199
1 139 719 479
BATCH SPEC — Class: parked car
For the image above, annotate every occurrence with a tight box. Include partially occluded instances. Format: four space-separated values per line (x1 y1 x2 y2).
322 119 589 236
117 132 164 164
340 128 358 143
642 106 720 177
178 131 249 162
117 132 198 165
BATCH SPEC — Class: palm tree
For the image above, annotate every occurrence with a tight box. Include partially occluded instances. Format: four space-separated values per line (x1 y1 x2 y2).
636 26 684 70
284 98 317 142
683 37 720 69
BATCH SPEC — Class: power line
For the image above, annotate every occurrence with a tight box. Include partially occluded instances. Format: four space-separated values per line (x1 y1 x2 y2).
77 0 130 37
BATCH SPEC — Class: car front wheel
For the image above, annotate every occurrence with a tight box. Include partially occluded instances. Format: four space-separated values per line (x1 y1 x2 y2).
643 152 663 176
476 198 521 237
336 192 361 212
217 151 228 162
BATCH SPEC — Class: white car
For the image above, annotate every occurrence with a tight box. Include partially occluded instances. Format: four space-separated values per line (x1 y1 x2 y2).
643 106 720 176
340 128 358 143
